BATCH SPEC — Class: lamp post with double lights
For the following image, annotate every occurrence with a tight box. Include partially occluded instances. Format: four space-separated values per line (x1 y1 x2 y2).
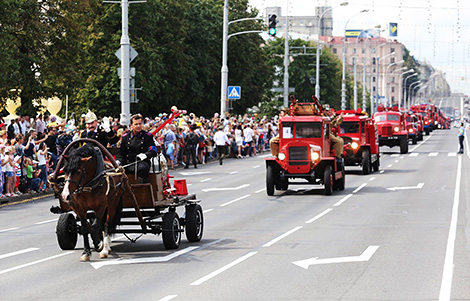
315 2 348 99
353 25 380 110
403 73 418 110
369 42 391 114
398 69 414 109
341 9 369 110
384 60 404 104
411 83 425 106
374 51 395 110
407 80 422 110
389 67 407 106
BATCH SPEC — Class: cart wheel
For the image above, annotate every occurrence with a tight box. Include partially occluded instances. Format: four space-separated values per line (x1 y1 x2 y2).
162 211 181 249
185 204 204 242
324 165 333 196
56 213 78 250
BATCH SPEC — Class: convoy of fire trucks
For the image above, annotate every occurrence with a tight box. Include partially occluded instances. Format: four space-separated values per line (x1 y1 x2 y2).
266 95 452 196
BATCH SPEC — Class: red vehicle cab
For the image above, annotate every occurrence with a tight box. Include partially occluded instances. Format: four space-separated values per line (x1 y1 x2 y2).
265 97 345 196
336 109 380 175
405 113 419 144
373 106 409 154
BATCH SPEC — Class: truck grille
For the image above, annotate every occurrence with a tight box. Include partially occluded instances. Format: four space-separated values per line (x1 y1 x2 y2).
381 125 392 136
288 146 308 165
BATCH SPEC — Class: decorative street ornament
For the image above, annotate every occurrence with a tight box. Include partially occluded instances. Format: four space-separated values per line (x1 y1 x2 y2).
5 89 22 121
47 96 62 116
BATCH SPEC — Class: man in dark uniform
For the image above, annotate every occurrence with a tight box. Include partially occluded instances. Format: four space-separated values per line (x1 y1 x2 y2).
116 114 158 182
79 110 119 147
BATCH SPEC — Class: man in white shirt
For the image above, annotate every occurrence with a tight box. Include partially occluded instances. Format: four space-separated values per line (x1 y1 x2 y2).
243 124 254 156
213 126 230 165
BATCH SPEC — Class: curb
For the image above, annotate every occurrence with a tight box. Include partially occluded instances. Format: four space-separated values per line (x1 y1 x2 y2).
0 191 55 207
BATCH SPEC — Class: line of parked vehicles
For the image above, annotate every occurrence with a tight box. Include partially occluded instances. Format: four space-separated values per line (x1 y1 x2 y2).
265 97 450 196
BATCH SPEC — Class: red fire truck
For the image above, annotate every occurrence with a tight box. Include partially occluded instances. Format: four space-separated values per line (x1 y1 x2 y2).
373 106 409 154
336 109 380 175
265 96 345 196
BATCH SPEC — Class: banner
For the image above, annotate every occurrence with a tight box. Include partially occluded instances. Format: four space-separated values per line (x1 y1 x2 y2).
389 23 398 37
345 29 381 38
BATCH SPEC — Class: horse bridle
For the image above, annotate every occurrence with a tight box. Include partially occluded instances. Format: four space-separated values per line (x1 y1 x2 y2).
65 166 88 195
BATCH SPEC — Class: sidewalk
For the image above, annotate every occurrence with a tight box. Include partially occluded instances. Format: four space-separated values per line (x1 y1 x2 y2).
0 189 55 205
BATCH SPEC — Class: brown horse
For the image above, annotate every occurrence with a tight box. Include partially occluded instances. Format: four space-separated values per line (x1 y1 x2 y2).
58 139 145 261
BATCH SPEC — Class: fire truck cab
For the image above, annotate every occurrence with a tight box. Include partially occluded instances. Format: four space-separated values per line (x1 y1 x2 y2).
373 106 409 154
265 97 345 196
337 109 380 175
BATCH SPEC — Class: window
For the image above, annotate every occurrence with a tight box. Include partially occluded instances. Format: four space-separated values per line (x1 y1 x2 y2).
387 114 400 121
333 48 337 54
372 77 376 83
372 57 376 64
340 122 360 134
391 47 395 53
391 96 395 102
391 87 395 93
373 86 376 92
391 57 395 63
391 76 395 83
295 122 322 138
282 122 293 138
362 48 365 54
361 121 365 134
300 20 304 26
353 48 356 54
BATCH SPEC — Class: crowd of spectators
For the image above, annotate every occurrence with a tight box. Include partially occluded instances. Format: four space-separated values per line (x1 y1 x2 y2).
0 110 281 200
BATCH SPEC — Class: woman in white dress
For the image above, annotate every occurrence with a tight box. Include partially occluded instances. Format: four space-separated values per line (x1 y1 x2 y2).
235 124 243 158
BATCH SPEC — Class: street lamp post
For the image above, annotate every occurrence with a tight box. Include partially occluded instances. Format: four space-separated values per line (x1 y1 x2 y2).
389 66 406 106
411 83 424 106
398 69 414 109
384 60 404 103
374 51 395 109
341 9 368 110
407 81 421 109
220 0 229 117
403 73 418 110
315 2 348 99
370 42 391 114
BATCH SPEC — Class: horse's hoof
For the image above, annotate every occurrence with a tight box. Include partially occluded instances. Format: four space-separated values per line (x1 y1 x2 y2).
80 254 91 262
99 252 108 259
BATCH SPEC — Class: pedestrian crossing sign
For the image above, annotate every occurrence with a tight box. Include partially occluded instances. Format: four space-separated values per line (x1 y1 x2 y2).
228 86 241 99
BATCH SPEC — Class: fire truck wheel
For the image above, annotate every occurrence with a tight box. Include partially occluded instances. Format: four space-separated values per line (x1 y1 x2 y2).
362 150 370 175
412 136 417 145
324 165 333 196
266 165 276 196
400 138 409 154
372 157 380 172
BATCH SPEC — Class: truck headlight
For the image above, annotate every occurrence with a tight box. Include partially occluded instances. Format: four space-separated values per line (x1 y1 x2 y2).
394 126 399 132
311 151 320 161
408 128 414 133
278 152 286 161
351 142 359 149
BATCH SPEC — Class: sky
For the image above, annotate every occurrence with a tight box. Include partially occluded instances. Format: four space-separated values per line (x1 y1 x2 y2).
249 0 470 96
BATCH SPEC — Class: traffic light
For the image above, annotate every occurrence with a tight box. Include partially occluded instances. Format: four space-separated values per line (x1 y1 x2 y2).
268 14 277 36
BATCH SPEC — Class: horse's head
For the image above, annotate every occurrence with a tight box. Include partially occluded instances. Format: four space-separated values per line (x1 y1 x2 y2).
61 144 97 202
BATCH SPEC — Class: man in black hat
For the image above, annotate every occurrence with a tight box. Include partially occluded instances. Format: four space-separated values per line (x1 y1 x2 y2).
116 114 158 182
184 124 199 169
79 110 119 148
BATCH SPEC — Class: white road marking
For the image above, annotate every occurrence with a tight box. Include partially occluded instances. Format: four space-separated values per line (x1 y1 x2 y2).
158 295 177 301
35 218 58 225
409 133 433 152
0 248 39 260
387 183 424 191
334 194 353 207
353 183 367 193
292 245 380 269
439 156 462 301
409 153 419 157
263 226 303 247
219 194 251 207
387 164 393 168
255 188 266 194
448 153 457 157
369 177 376 181
203 208 214 214
379 170 385 173
229 171 239 175
190 251 257 286
179 171 211 176
306 209 332 224
0 252 74 275
0 227 20 233
429 152 438 156
253 165 260 168
91 246 199 270
260 154 272 158
202 184 250 192
391 154 399 157
200 178 212 183
394 160 399 163
400 156 404 159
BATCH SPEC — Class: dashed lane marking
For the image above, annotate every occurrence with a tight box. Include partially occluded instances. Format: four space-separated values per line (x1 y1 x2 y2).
229 171 238 175
0 248 39 260
429 152 438 156
387 164 393 168
255 188 266 194
200 178 212 183
263 226 303 247
369 177 376 181
0 251 74 275
448 153 457 157
0 227 20 233
391 154 400 157
409 153 419 157
306 209 332 224
158 295 177 301
334 194 353 207
352 183 367 194
219 194 251 207
202 184 250 192
35 219 58 225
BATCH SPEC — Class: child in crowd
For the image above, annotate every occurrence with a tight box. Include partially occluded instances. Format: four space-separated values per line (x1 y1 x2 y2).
24 157 40 193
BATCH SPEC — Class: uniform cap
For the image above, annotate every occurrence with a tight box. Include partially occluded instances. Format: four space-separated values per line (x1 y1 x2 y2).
85 110 97 124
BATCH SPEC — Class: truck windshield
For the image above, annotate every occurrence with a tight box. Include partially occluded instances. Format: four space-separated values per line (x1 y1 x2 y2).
387 114 400 121
281 122 321 138
296 122 322 138
374 114 386 122
340 121 360 134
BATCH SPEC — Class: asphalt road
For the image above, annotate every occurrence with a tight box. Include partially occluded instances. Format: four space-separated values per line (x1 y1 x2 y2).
1 99 469 300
